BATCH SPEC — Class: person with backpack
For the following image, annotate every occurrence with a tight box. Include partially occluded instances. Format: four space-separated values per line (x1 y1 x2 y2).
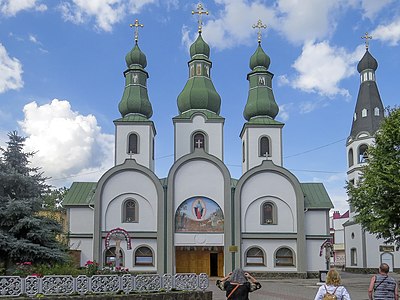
314 269 351 300
216 268 261 300
368 263 398 300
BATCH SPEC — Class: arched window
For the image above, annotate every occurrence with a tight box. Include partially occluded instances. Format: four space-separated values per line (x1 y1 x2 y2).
259 136 270 157
358 144 368 163
123 199 138 223
134 246 154 266
361 109 367 117
193 132 205 150
275 247 294 266
128 133 138 154
104 247 124 267
374 107 380 116
350 248 357 266
348 148 354 167
261 201 276 225
246 247 265 266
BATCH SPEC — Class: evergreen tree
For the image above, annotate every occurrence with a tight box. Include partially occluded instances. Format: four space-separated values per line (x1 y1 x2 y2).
347 107 400 247
0 131 67 268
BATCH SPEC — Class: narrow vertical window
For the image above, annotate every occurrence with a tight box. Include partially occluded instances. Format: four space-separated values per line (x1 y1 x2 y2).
374 107 380 116
242 142 245 163
362 109 367 117
123 199 138 223
348 148 354 167
350 248 357 266
358 144 368 163
261 202 276 225
128 133 138 154
196 64 202 75
259 136 270 157
193 133 205 150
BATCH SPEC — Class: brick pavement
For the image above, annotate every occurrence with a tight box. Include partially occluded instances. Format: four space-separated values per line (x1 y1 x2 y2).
207 271 400 300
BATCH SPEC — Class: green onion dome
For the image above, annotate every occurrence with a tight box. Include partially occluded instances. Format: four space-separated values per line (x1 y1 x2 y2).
125 42 147 68
190 33 210 58
250 43 270 70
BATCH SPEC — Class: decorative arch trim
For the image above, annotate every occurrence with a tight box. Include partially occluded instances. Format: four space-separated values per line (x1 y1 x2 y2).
105 227 132 250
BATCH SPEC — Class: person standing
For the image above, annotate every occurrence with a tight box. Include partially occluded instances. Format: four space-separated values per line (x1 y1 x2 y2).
368 263 398 300
216 268 261 300
314 269 351 299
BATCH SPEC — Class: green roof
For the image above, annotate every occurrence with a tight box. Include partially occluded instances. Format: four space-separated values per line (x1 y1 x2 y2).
114 114 154 122
63 182 97 206
173 109 224 121
301 183 333 209
246 117 284 125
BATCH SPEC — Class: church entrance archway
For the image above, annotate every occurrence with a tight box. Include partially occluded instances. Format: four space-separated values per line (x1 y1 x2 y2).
381 252 394 271
175 246 223 277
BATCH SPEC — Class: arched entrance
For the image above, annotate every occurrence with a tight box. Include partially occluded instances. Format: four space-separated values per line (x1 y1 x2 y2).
381 252 394 271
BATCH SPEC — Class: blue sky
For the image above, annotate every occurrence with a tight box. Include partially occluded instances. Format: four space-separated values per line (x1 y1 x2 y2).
0 0 399 213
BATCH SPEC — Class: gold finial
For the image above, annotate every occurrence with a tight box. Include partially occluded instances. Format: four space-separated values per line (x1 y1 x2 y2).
129 19 144 43
252 19 267 44
192 3 209 33
361 32 372 50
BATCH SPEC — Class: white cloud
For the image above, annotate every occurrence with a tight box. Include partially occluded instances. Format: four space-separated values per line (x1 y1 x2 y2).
198 0 277 50
371 18 400 46
276 0 339 44
278 103 291 121
0 0 46 16
0 43 24 93
359 0 393 20
289 41 365 99
18 99 114 187
59 0 155 32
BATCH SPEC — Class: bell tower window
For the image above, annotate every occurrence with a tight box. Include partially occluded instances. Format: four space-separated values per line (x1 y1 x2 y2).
193 133 205 150
128 133 138 154
358 144 368 163
259 136 271 157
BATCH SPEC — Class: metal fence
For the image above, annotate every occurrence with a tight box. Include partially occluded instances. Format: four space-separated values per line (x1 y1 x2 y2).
0 273 209 297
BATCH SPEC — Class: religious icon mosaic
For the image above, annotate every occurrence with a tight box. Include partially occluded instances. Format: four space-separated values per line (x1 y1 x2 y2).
175 196 224 232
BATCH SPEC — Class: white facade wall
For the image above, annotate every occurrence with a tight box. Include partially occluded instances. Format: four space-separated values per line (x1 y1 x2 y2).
306 239 327 271
174 114 223 161
115 124 155 170
69 237 93 267
69 207 94 233
240 173 296 232
173 160 225 246
241 127 282 174
101 170 158 232
344 223 363 267
242 239 297 272
304 210 327 236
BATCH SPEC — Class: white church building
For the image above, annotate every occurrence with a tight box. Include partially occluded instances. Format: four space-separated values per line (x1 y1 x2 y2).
343 42 400 273
63 18 334 278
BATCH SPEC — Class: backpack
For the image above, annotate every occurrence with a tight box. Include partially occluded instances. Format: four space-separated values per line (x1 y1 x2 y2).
322 285 338 300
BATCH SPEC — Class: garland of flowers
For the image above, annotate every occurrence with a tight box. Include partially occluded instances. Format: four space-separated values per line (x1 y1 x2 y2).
105 227 132 249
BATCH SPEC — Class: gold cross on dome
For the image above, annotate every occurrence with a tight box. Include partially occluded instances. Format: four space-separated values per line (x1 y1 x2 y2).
252 19 267 43
192 3 209 33
362 32 372 50
130 19 144 43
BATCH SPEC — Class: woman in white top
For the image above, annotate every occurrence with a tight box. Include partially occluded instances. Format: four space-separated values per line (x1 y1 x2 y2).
314 269 351 300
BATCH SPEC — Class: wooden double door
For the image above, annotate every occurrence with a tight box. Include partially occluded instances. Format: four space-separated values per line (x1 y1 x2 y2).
176 247 224 277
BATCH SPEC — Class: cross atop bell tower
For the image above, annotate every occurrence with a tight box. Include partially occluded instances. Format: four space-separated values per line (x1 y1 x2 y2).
361 32 372 50
192 3 209 33
252 19 267 44
129 19 144 43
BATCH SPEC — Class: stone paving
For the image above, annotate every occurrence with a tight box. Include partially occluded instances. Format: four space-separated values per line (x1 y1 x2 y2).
207 271 400 300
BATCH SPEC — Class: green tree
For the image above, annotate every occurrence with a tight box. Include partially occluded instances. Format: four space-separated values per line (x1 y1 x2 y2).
347 107 400 246
0 131 67 269
42 186 69 210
